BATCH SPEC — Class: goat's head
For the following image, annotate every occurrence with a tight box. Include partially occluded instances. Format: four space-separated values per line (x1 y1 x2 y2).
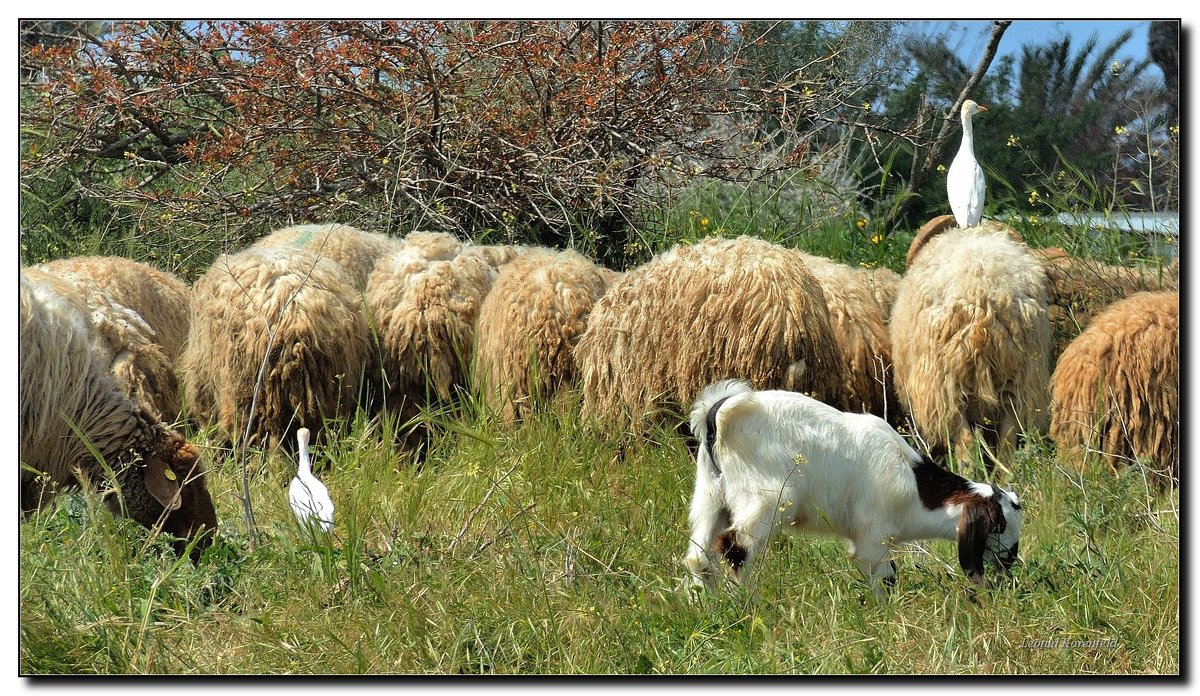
125 429 219 563
956 484 1022 585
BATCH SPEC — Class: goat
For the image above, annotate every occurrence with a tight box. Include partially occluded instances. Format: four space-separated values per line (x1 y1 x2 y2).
684 380 1021 596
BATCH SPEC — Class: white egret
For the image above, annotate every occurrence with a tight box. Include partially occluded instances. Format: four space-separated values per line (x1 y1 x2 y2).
289 427 334 533
947 99 989 228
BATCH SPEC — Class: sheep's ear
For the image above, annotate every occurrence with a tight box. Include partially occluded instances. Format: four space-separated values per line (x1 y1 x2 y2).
143 441 197 512
957 500 1001 585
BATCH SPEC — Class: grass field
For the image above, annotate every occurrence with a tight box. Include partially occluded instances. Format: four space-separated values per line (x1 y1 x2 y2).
19 385 1179 674
17 174 1180 674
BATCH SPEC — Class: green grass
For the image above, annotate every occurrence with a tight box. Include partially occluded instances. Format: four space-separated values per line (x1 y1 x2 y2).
18 162 1178 674
20 392 1179 674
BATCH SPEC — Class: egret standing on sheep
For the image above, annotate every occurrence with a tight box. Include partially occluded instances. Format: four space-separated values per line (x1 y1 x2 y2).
947 99 988 228
290 428 334 533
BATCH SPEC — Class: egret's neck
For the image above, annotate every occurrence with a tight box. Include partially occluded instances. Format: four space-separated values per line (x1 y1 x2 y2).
298 453 313 477
959 113 975 152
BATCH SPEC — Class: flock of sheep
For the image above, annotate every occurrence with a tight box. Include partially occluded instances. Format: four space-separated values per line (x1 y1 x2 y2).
18 218 1179 584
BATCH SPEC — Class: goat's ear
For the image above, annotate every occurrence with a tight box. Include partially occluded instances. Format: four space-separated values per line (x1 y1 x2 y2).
143 439 198 512
957 499 1002 585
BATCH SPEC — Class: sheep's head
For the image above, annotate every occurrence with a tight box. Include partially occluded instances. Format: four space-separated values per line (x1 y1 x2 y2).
123 430 218 563
957 485 1022 584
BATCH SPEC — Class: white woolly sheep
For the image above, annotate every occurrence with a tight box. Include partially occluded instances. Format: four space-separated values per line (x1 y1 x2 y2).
182 246 370 449
364 238 497 426
24 266 182 425
797 251 899 422
20 271 217 562
1050 291 1178 488
37 255 192 362
251 223 400 290
685 380 1021 596
890 224 1052 469
576 236 850 430
473 248 615 422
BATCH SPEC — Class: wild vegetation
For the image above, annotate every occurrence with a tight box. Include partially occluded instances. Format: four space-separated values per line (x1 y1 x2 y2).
19 20 1178 675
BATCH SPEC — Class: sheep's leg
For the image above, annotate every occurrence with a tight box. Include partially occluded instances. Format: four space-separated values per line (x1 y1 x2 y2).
684 460 728 589
851 536 895 599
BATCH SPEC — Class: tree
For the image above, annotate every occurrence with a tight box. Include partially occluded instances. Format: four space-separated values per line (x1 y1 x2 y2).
21 20 762 264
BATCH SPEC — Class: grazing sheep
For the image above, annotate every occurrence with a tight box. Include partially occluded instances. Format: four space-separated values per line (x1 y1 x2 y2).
364 240 497 425
36 255 192 361
251 223 399 290
473 248 614 422
685 380 1021 596
906 216 1023 269
1032 247 1177 358
576 236 849 429
865 266 901 320
890 224 1052 468
1050 291 1179 488
797 252 899 421
182 247 370 449
23 266 182 424
396 230 465 262
20 272 217 562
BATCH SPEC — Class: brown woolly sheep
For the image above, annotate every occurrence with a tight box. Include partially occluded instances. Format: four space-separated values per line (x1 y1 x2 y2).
1050 291 1178 488
24 266 182 424
473 248 614 422
37 255 192 361
182 246 370 449
797 252 900 422
575 236 849 430
1032 247 1177 358
21 272 217 562
364 240 497 425
865 266 901 320
890 224 1052 469
251 223 400 290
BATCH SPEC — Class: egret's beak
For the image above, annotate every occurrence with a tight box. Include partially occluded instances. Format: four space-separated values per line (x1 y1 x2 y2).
977 105 989 113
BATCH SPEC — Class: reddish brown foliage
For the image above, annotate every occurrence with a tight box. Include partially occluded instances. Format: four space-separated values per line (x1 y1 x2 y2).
22 21 755 249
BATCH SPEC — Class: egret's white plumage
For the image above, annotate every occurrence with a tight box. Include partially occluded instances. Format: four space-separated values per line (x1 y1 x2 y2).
947 99 988 228
289 428 334 532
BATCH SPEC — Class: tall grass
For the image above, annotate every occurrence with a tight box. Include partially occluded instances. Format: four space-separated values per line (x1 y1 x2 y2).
20 388 1179 674
18 135 1178 675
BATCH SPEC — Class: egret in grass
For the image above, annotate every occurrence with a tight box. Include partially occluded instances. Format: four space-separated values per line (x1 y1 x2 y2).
947 99 989 228
289 427 334 533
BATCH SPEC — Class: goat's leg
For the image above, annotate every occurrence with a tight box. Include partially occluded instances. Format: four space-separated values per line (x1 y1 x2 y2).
685 459 727 589
718 499 778 591
851 536 895 599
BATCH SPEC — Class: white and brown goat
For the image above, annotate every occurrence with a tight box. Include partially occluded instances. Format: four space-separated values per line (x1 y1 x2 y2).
685 380 1021 596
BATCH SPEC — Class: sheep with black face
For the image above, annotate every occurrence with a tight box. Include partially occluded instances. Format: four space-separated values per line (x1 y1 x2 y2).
20 271 217 562
685 380 1021 596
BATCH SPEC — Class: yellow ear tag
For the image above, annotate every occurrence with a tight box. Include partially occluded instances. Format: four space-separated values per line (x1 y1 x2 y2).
164 468 177 482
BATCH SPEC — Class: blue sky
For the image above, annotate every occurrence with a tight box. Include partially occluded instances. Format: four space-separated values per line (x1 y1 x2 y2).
904 19 1158 75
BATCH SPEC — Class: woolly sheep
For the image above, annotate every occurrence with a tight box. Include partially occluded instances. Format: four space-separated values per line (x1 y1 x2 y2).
576 236 849 429
1050 291 1178 488
36 255 192 361
797 252 900 421
364 238 497 425
182 246 370 449
20 272 217 562
473 248 615 422
906 216 1024 269
251 223 400 290
686 380 1021 596
865 266 901 320
1032 247 1178 358
23 266 182 424
890 225 1052 468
